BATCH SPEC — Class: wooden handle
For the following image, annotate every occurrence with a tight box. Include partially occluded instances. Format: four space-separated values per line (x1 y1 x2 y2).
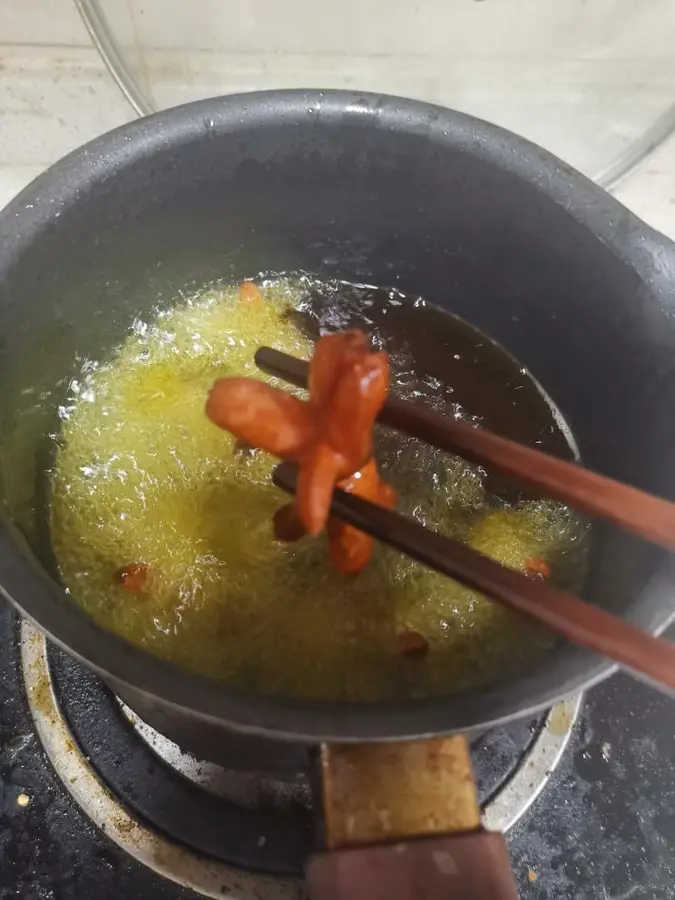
311 736 517 900
307 831 518 900
275 461 675 696
257 345 675 552
320 736 480 849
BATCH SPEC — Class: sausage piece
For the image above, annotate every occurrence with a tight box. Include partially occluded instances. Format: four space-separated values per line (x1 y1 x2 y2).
207 329 393 573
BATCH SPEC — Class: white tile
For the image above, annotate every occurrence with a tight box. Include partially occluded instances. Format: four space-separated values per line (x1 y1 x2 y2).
0 43 134 212
0 163 44 211
91 0 152 100
1 0 89 46
85 0 675 179
0 45 134 166
125 0 675 58
145 51 675 181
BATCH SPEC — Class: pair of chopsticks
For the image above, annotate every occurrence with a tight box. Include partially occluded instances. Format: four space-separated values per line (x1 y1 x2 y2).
256 345 675 696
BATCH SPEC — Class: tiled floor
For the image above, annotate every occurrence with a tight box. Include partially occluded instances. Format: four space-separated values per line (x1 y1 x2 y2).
1 2 675 238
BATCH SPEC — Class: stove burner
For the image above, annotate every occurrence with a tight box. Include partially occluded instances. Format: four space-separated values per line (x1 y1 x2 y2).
22 622 301 899
118 701 311 811
21 620 581 898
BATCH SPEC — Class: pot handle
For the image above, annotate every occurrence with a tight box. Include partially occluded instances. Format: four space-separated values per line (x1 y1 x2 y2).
307 736 517 900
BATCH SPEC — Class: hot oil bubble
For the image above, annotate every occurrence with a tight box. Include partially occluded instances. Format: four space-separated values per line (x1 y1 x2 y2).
50 274 589 702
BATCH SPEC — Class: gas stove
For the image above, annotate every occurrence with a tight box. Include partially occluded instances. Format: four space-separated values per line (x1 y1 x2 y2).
2 599 674 900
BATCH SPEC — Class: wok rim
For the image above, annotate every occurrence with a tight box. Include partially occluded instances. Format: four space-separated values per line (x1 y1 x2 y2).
0 88 672 742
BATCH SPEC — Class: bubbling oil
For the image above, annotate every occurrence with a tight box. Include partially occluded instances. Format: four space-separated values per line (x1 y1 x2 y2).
50 274 589 701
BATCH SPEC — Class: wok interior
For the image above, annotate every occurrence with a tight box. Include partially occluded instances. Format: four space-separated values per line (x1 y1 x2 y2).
2 95 675 719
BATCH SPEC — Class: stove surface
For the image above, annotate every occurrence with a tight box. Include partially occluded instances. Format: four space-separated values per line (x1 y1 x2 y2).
2 600 675 900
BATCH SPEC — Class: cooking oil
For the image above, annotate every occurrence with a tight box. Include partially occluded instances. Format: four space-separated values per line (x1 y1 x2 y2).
50 274 589 701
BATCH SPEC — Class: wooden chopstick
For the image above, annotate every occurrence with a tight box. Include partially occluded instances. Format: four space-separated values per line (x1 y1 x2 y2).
256 346 675 552
273 462 675 694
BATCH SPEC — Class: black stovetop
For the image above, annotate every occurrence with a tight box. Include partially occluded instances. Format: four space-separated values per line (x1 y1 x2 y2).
2 596 675 900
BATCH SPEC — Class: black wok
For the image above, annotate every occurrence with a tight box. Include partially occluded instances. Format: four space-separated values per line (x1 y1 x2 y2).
1 90 675 756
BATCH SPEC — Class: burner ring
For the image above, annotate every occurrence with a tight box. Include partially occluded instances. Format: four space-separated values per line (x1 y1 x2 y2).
22 619 581 896
117 693 582 833
21 621 302 900
482 692 582 831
